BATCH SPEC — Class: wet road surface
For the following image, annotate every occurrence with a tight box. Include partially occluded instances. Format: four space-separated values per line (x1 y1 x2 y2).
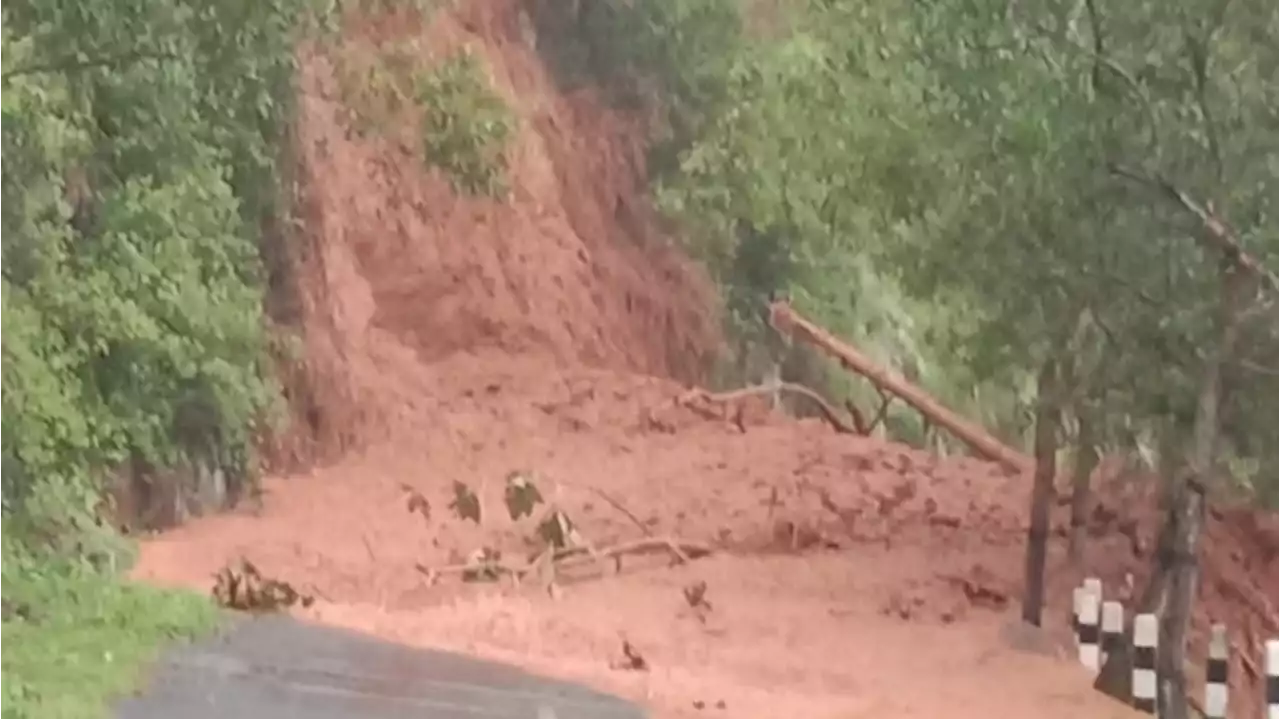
115 614 646 718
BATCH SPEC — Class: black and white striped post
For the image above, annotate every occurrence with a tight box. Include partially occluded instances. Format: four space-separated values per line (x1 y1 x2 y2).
1266 639 1278 719
1077 590 1101 673
1203 623 1228 719
1083 576 1103 603
1132 613 1158 714
1100 600 1124 669
1073 577 1102 653
1072 586 1086 645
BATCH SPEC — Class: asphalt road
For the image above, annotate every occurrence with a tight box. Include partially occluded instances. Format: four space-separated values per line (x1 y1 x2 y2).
115 614 646 719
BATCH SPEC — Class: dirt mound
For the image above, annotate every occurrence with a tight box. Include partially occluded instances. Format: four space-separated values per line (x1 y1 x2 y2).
267 0 719 469
136 360 1116 718
141 354 1033 598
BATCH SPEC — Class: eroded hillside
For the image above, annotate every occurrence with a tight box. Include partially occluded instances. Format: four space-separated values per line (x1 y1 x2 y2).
267 0 720 468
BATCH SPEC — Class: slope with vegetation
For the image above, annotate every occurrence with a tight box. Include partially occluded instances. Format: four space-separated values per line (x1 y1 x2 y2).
1 0 306 712
2 0 1276 717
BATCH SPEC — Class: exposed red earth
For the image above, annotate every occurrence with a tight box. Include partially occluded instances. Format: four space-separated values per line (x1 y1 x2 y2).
130 2 1279 716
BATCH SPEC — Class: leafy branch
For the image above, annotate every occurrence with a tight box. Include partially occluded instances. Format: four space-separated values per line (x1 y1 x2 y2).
415 471 712 592
1107 163 1279 292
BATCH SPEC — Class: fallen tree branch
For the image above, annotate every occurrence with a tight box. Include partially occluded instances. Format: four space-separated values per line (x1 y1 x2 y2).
768 301 1031 473
1233 355 1280 378
585 486 655 536
415 537 714 585
1108 164 1279 293
868 390 893 433
545 475 657 538
678 382 859 434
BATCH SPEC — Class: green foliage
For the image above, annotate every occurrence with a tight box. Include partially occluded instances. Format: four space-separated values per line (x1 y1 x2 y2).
332 39 425 139
643 3 999 444
527 0 744 172
901 0 1277 493
333 40 515 197
2 0 314 706
557 0 1276 497
2 0 312 548
2 543 221 719
413 50 515 197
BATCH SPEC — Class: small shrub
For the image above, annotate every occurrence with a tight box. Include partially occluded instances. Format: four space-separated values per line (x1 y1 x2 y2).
332 42 515 198
412 50 515 198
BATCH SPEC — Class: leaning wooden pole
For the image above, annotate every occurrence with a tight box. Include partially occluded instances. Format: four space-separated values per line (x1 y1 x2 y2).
768 300 1030 474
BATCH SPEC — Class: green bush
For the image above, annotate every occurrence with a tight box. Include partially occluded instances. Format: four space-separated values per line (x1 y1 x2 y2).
2 541 221 719
2 0 303 551
413 50 515 198
332 39 515 198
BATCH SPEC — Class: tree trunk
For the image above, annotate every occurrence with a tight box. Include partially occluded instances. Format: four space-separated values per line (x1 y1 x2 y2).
1156 481 1205 719
1138 422 1184 615
1067 408 1099 565
1021 357 1061 626
1154 266 1249 719
767 301 1030 473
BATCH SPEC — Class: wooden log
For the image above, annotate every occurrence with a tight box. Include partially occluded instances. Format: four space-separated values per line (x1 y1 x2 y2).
767 300 1030 474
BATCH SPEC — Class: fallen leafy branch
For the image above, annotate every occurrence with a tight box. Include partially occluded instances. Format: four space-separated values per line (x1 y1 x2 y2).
212 559 314 612
415 536 713 585
613 639 649 672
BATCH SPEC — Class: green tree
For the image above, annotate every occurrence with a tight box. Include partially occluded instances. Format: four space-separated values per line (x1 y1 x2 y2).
572 2 1273 713
1 0 317 547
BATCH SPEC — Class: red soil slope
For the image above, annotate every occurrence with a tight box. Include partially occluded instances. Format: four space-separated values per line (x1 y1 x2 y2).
133 1 1278 717
265 0 719 468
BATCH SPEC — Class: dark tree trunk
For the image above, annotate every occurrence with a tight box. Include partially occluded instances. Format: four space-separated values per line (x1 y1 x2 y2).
1155 482 1205 719
1067 408 1099 565
1021 357 1061 626
1154 266 1248 719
